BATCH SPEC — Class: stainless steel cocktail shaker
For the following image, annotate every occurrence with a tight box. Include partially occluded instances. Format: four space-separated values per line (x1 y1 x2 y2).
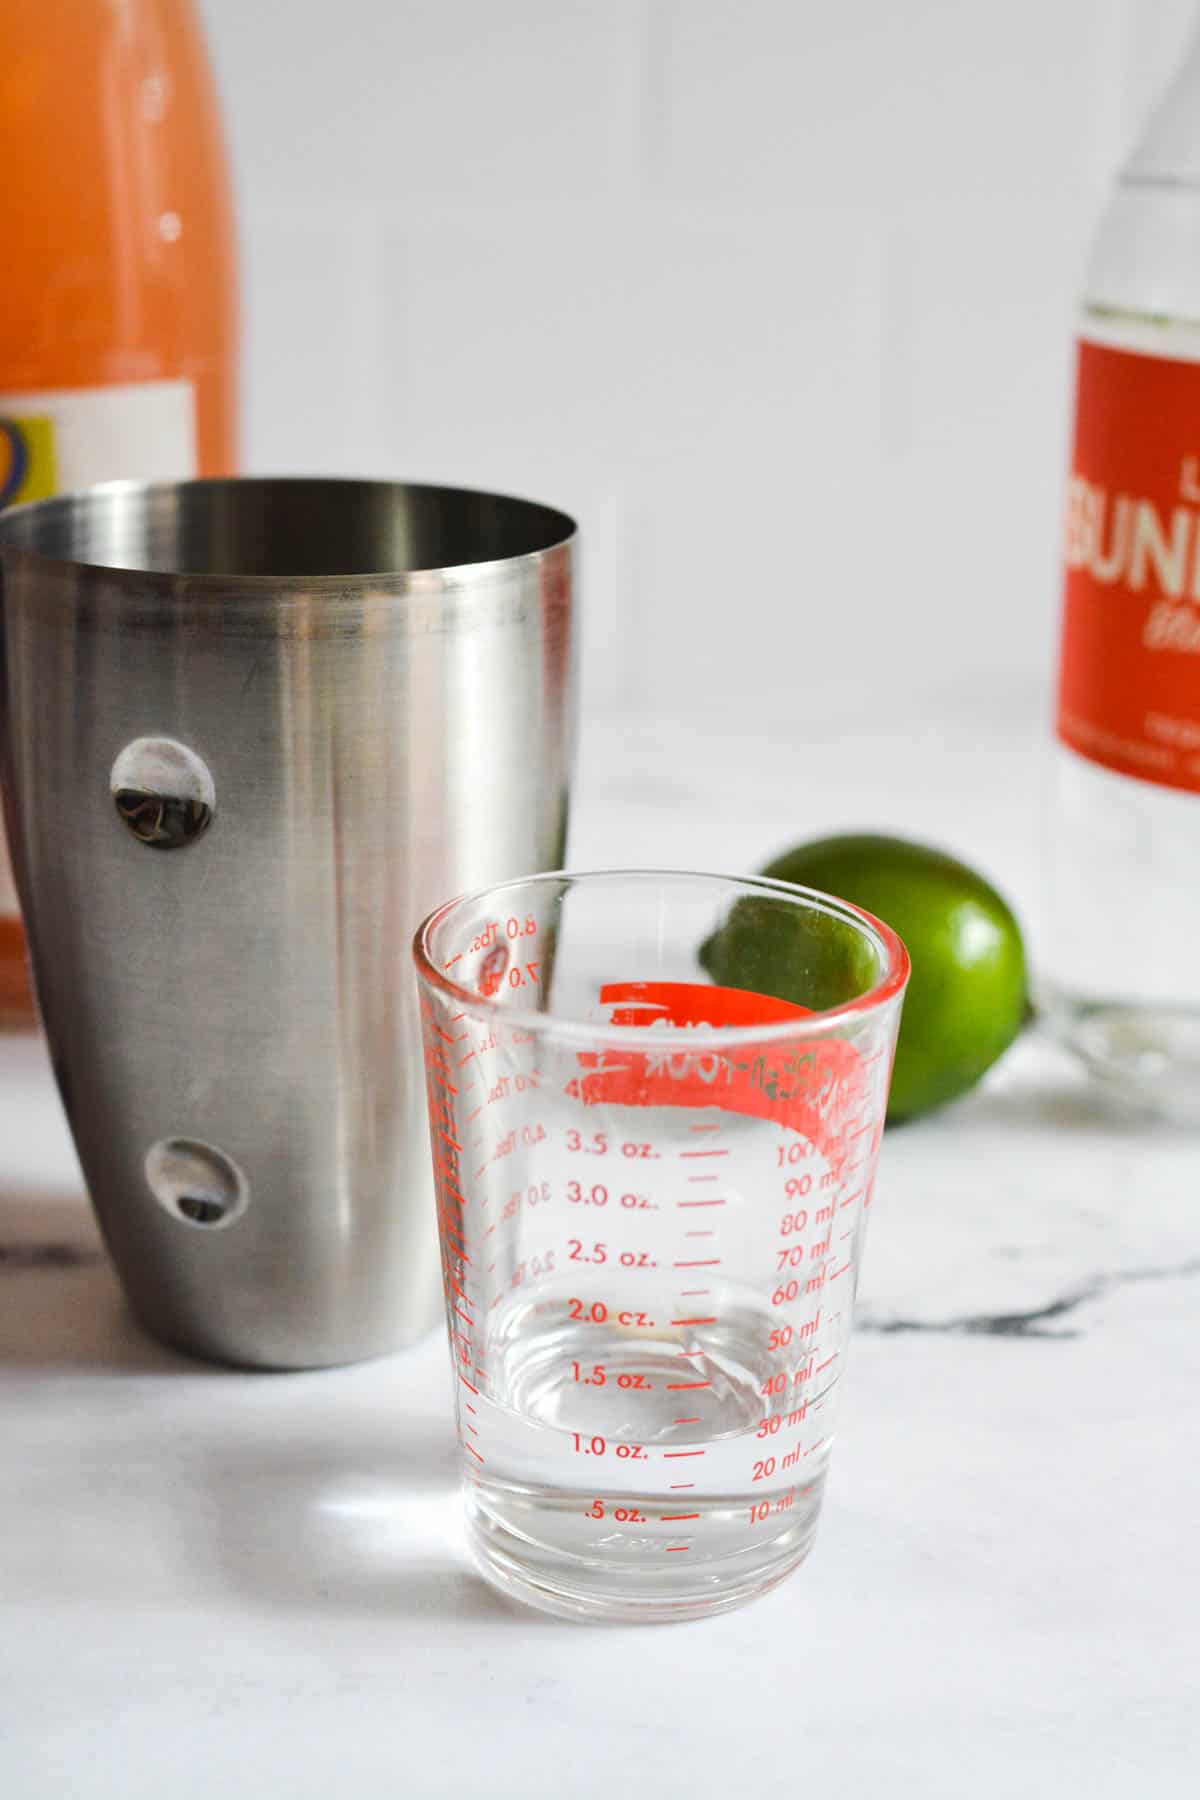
0 478 576 1368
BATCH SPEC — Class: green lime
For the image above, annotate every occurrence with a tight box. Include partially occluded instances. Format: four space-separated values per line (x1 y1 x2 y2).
700 834 1029 1123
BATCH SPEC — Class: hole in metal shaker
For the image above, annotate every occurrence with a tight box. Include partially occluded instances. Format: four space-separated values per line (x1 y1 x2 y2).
110 738 215 848
145 1138 248 1230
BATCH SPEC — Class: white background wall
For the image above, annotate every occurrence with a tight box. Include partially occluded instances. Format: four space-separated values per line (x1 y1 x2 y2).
199 0 1200 721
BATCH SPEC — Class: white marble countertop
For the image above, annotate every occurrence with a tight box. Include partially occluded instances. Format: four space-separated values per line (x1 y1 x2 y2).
2 686 1196 1796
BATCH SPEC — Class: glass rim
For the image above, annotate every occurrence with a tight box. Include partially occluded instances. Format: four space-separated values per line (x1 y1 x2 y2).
412 867 910 1050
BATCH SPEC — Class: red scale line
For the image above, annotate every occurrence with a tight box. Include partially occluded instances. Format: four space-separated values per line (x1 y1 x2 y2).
464 1443 485 1464
670 1316 716 1326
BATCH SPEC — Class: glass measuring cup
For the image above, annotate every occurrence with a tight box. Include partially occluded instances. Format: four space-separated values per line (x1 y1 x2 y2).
413 870 909 1623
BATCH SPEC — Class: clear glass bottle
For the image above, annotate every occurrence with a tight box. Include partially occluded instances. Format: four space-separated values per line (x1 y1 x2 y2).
1046 19 1200 1119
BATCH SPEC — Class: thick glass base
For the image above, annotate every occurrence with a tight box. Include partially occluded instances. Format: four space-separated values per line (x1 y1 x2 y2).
1045 989 1200 1125
464 1487 819 1625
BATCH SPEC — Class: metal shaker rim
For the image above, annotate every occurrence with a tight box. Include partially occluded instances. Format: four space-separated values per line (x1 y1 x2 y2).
0 475 577 595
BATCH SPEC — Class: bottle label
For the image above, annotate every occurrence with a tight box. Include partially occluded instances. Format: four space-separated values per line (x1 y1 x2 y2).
0 378 195 507
1057 334 1200 796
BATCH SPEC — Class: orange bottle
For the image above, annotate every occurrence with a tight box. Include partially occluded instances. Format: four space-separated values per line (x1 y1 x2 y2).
0 0 238 1024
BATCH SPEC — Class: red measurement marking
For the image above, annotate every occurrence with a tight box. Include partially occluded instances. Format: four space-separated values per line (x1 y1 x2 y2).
449 1012 465 1022
839 1229 854 1241
660 1512 701 1522
485 1224 496 1236
473 1164 488 1179
679 1289 711 1297
452 1305 473 1327
670 1316 717 1326
840 1189 864 1209
458 1050 476 1066
467 1106 483 1123
434 1025 455 1044
829 1262 851 1281
458 1373 479 1395
673 1258 721 1268
464 1443 485 1464
443 1135 463 1152
669 1483 695 1490
665 1545 690 1552
663 1450 705 1459
442 955 463 971
489 1294 505 1311
688 1124 722 1133
685 1230 714 1238
464 1401 477 1415
672 1418 701 1426
465 1422 479 1436
680 1149 729 1160
667 1380 712 1391
677 1199 726 1209
816 1354 838 1373
849 1121 872 1138
687 1175 719 1183
448 1276 468 1301
804 1438 828 1457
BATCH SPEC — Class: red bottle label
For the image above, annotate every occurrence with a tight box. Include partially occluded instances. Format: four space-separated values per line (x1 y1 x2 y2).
1057 335 1200 795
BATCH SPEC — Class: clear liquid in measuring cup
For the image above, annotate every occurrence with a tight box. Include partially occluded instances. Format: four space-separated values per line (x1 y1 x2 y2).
465 1276 839 1618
